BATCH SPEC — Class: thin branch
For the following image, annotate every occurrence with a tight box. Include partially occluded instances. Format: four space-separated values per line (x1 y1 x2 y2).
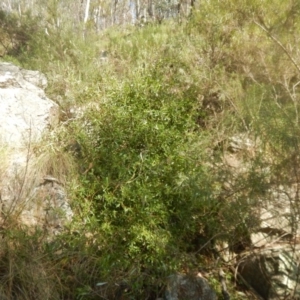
253 20 300 74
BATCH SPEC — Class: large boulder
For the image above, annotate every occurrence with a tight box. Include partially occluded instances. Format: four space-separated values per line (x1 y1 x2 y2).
0 62 72 233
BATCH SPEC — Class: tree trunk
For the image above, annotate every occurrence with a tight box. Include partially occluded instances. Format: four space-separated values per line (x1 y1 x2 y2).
84 0 90 23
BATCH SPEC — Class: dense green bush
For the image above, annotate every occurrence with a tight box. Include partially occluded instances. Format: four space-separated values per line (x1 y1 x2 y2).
74 63 220 282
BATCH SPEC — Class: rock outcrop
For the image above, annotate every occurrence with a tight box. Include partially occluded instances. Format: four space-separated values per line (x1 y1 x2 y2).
242 184 300 299
0 62 72 233
238 244 300 300
218 134 300 299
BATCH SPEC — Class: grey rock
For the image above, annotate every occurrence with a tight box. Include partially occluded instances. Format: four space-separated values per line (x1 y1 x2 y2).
21 69 48 89
165 273 217 300
251 184 299 248
228 134 255 153
20 180 73 233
